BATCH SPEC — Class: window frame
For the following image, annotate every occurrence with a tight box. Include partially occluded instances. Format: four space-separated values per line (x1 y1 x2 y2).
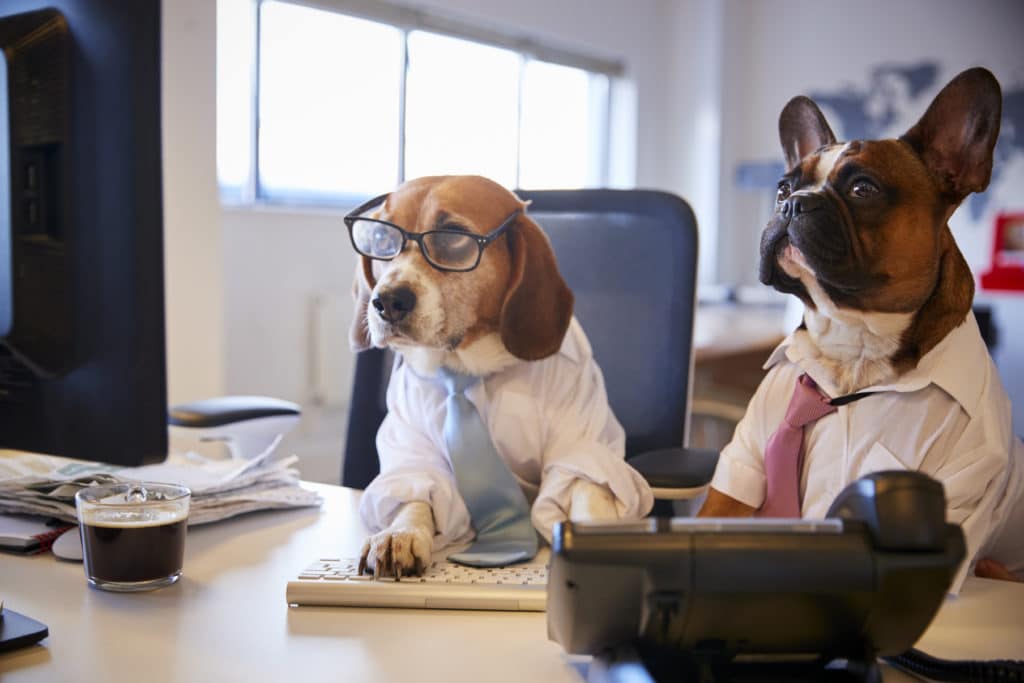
219 0 624 206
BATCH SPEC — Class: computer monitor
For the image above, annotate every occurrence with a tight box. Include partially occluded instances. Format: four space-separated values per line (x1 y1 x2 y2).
0 0 167 466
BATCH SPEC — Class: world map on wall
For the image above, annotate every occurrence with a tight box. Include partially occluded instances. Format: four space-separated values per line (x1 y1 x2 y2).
736 62 1024 221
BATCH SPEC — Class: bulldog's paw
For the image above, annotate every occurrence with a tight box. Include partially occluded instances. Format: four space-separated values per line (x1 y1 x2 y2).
975 558 1023 583
358 525 433 579
568 479 620 523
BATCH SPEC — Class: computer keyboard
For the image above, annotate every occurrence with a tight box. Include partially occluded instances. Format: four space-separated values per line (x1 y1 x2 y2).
286 553 548 611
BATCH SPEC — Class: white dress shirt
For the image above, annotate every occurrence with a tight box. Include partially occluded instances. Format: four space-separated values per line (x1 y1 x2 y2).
359 318 654 549
710 312 1023 592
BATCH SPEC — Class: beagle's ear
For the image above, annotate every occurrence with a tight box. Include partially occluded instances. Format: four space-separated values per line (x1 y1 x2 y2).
499 214 574 361
348 255 377 353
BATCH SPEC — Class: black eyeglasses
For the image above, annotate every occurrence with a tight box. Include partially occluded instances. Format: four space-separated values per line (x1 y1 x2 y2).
344 193 521 273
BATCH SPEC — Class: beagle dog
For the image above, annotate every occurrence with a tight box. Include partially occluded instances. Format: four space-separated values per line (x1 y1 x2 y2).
348 175 653 577
699 68 1023 587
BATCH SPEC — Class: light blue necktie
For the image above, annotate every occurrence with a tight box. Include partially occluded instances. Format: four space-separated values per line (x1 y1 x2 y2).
438 367 539 567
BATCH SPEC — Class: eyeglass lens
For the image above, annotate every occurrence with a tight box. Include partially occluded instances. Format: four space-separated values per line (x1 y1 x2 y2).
422 232 479 270
352 220 403 258
350 218 481 270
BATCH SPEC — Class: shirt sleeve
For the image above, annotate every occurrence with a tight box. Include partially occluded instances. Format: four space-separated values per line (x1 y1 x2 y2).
925 433 1008 594
531 356 654 542
980 436 1024 577
358 362 474 549
709 369 782 509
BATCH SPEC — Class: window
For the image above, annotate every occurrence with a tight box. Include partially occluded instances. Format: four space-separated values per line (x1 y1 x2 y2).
403 31 520 187
217 0 256 200
217 0 620 204
259 3 403 200
519 60 609 189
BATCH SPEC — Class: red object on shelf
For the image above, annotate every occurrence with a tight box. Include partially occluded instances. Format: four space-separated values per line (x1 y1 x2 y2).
980 212 1024 292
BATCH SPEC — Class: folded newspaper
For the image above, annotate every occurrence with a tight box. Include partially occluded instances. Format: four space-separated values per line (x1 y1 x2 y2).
0 445 322 526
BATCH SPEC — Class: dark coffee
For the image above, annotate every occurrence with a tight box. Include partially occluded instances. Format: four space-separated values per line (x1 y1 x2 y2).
81 518 187 583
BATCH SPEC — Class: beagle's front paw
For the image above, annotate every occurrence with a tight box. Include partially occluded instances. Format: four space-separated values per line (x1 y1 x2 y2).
358 527 432 578
358 501 435 579
568 479 620 523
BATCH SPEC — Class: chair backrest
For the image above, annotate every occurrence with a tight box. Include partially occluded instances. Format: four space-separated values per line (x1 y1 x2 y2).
342 189 698 489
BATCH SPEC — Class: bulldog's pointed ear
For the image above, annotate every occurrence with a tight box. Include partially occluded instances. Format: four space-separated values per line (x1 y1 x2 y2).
499 214 574 361
348 256 377 353
901 67 1002 203
779 96 838 171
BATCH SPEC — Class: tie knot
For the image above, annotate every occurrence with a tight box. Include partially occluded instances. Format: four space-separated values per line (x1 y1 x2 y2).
437 366 479 396
784 374 836 428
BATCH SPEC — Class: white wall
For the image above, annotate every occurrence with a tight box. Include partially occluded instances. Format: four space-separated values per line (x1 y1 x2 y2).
163 0 226 406
222 206 355 404
662 0 725 285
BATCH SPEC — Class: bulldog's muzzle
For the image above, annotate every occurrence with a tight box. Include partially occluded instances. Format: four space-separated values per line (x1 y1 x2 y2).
780 193 825 220
760 191 874 306
782 193 852 269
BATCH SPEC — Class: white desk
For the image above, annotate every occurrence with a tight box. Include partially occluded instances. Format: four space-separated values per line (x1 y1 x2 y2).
2 484 1022 682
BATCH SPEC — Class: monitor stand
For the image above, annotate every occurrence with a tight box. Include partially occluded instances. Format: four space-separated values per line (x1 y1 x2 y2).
588 640 882 683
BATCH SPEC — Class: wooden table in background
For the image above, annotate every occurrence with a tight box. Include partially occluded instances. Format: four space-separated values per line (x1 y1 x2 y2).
691 304 789 448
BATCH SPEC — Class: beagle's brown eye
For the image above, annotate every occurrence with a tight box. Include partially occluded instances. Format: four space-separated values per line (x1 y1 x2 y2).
776 181 792 203
850 180 879 198
423 231 479 270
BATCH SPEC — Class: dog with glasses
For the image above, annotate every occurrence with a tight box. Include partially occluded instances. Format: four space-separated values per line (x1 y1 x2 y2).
346 175 653 577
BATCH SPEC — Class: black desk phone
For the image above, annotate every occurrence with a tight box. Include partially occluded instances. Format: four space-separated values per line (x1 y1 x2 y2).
548 471 1019 682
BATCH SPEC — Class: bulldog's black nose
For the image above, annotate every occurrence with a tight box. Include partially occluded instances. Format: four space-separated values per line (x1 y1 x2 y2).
783 194 825 217
373 287 416 323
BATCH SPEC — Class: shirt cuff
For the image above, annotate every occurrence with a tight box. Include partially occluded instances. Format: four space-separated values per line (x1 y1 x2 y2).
359 467 474 550
709 453 766 510
532 450 654 543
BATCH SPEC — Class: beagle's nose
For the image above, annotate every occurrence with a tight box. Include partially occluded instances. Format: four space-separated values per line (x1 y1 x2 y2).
372 287 416 323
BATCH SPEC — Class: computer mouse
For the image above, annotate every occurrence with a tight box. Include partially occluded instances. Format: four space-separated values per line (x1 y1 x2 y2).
826 470 946 552
51 526 83 562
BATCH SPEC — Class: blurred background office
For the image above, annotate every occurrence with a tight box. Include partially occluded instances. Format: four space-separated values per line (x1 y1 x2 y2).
164 0 1024 482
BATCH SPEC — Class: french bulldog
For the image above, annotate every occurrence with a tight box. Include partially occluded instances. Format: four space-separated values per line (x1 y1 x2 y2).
700 67 1023 585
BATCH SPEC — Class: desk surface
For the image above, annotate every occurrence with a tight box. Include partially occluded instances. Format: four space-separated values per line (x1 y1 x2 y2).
2 483 1022 682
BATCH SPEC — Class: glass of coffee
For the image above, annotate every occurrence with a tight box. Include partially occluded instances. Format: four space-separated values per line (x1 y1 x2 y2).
75 482 191 592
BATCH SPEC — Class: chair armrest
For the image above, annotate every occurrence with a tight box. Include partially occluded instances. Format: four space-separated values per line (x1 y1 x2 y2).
168 396 301 460
629 447 719 500
168 396 301 427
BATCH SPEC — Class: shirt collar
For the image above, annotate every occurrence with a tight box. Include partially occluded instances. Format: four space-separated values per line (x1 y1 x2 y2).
429 321 584 411
764 311 987 417
404 317 583 387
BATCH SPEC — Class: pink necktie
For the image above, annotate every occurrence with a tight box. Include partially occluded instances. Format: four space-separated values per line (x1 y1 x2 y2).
758 373 836 518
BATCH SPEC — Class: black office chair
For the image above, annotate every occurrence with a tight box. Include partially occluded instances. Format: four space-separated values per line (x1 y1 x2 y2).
341 189 719 511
